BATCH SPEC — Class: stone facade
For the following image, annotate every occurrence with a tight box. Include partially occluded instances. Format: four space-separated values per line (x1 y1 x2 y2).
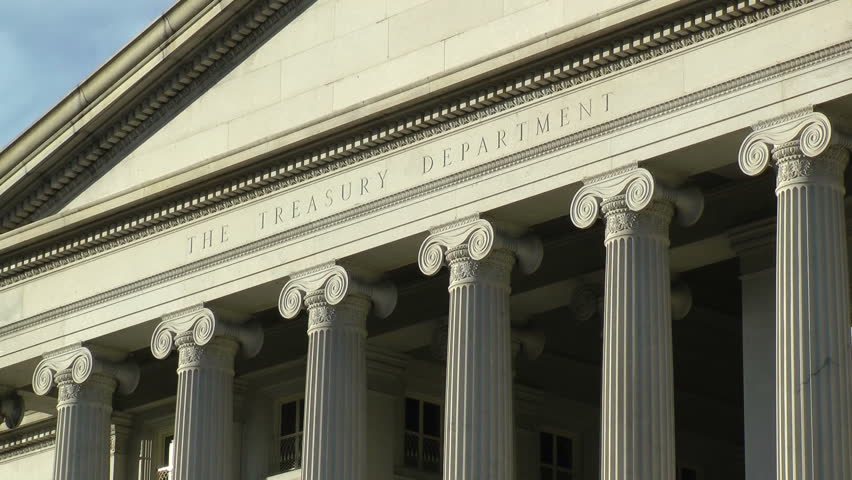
1 0 852 479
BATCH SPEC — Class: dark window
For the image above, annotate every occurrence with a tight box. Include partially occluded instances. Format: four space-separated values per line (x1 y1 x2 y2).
279 399 305 472
403 397 442 472
680 467 699 480
539 432 575 480
162 435 174 465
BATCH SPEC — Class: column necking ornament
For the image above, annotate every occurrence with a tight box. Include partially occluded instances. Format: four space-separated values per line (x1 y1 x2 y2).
151 305 263 480
419 215 542 480
32 344 139 480
279 262 396 480
738 108 852 480
570 166 703 480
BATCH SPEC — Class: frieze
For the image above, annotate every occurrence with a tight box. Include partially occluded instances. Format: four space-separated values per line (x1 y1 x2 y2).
0 0 817 283
0 1 845 338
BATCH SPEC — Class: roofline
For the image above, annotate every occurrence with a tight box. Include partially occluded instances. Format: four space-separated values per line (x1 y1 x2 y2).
0 0 219 181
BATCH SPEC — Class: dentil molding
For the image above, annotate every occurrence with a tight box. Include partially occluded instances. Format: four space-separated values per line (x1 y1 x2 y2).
0 0 847 339
0 0 824 284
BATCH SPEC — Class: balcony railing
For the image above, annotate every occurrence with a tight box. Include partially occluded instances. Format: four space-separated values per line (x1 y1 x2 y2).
280 432 303 472
156 466 171 480
403 430 440 472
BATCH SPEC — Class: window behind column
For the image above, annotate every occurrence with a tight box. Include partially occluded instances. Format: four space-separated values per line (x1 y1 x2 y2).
156 435 174 480
279 398 305 472
678 466 700 480
403 397 441 472
539 431 577 480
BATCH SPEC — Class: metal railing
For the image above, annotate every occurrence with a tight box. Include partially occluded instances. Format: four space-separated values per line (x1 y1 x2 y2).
280 432 303 472
156 466 171 480
403 430 440 472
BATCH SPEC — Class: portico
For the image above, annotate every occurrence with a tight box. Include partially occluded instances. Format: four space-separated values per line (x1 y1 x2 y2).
1 1 852 480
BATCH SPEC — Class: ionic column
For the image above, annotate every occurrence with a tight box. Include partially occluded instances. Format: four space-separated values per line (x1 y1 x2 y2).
279 262 397 480
32 344 139 480
418 215 543 480
739 109 852 479
151 305 263 480
570 166 703 480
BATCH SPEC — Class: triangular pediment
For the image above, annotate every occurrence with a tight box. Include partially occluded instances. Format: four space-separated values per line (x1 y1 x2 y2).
62 0 335 213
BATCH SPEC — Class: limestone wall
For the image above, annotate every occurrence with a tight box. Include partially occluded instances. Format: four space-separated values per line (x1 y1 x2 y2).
63 0 675 211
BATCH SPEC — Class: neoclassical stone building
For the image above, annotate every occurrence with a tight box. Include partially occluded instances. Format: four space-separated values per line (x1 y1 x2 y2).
1 0 851 479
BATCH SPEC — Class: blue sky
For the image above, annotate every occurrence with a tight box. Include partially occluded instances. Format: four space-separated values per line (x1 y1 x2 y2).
0 1 176 150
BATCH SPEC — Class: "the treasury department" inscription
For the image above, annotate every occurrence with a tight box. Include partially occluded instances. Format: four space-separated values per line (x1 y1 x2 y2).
184 90 615 257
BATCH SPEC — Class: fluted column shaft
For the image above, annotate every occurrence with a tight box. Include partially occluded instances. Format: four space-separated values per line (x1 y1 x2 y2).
774 143 852 479
53 372 116 480
151 304 263 480
443 245 515 480
301 293 369 480
599 197 676 480
171 334 237 480
33 345 139 480
279 263 396 480
419 216 541 480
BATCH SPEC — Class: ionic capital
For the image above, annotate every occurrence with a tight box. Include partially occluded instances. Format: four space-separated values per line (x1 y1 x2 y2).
738 108 852 178
418 214 543 277
0 389 23 429
279 262 397 320
32 343 139 397
570 166 703 230
151 304 264 360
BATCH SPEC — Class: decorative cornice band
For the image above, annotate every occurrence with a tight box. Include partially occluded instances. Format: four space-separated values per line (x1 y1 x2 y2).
279 262 397 320
0 0 306 231
0 0 818 281
1 29 848 339
0 421 56 462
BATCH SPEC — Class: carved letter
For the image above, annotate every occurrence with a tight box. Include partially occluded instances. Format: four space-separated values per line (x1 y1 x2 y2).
461 142 470 161
423 155 434 174
536 114 550 135
377 169 388 189
477 137 488 156
579 99 592 120
516 121 527 142
443 147 452 167
561 106 571 127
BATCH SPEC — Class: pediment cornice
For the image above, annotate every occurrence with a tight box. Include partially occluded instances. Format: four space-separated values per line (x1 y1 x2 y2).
0 0 830 291
0 0 307 231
